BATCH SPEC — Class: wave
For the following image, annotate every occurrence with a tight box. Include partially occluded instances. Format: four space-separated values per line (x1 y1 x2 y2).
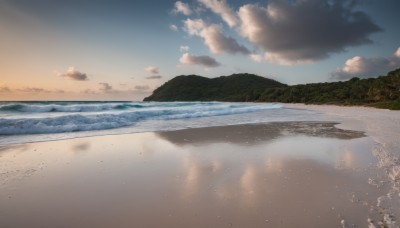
0 102 146 113
0 102 281 135
0 101 229 113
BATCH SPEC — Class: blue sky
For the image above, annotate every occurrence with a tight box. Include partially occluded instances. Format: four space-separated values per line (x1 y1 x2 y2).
0 0 399 100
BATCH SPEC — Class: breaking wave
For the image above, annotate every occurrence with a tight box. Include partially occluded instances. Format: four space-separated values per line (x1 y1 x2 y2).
0 101 282 135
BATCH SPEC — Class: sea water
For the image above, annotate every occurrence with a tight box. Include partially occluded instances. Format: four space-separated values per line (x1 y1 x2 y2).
0 101 331 145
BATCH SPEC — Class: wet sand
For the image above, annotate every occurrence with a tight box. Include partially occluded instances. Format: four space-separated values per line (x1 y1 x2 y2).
284 104 400 227
0 122 387 227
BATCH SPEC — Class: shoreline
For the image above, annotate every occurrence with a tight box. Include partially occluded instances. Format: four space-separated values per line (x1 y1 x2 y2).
0 120 357 147
0 102 396 146
0 102 394 147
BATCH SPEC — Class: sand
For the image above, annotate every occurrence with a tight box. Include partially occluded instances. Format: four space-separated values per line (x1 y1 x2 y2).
284 104 400 227
1 114 394 227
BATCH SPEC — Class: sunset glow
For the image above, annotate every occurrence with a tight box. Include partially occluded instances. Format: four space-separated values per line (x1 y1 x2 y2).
1 0 399 100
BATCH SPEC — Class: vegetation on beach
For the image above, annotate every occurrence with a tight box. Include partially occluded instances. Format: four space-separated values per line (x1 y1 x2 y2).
144 69 400 110
368 102 400 110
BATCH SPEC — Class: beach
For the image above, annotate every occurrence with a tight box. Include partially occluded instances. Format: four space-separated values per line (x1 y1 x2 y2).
0 104 399 227
3 0 399 226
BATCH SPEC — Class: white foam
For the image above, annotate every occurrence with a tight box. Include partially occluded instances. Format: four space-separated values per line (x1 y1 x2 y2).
0 102 282 135
367 218 377 228
0 102 127 113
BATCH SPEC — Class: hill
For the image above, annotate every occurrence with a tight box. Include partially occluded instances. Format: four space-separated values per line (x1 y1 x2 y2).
258 69 400 109
143 69 400 110
143 73 286 101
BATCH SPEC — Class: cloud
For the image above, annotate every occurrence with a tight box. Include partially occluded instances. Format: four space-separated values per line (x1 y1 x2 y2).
17 87 51 93
198 0 238 27
331 47 400 80
169 24 178 31
180 45 190 53
395 47 400 58
0 86 12 93
173 1 192 15
0 86 70 95
145 66 160 74
237 0 382 65
264 52 313 65
82 89 97 95
83 83 151 95
184 18 250 55
99 82 113 93
249 54 263 62
0 86 68 94
179 53 220 67
60 67 88 81
134 85 150 91
145 75 162 80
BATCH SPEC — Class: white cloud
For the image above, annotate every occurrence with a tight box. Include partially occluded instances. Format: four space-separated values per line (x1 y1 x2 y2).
198 0 238 27
179 53 220 67
180 45 190 53
184 18 250 55
237 0 382 65
249 54 262 62
145 66 160 74
395 47 400 58
169 24 178 31
60 67 88 81
331 47 400 80
174 1 192 15
264 52 313 65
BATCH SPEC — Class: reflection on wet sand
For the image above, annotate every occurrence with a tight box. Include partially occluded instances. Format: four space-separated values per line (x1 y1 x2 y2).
157 121 365 145
0 122 384 228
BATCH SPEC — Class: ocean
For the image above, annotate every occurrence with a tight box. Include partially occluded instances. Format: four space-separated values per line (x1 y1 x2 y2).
0 101 328 145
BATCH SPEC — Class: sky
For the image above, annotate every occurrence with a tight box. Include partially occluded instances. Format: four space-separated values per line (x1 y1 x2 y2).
0 0 399 101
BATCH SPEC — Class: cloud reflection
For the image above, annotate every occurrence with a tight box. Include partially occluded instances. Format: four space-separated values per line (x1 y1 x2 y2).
158 122 369 209
157 122 365 146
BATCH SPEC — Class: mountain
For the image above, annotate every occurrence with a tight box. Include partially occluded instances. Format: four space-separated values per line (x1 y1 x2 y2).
143 73 286 102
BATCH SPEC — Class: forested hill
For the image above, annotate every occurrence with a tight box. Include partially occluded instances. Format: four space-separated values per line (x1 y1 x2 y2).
143 73 286 101
143 69 400 110
258 69 400 109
